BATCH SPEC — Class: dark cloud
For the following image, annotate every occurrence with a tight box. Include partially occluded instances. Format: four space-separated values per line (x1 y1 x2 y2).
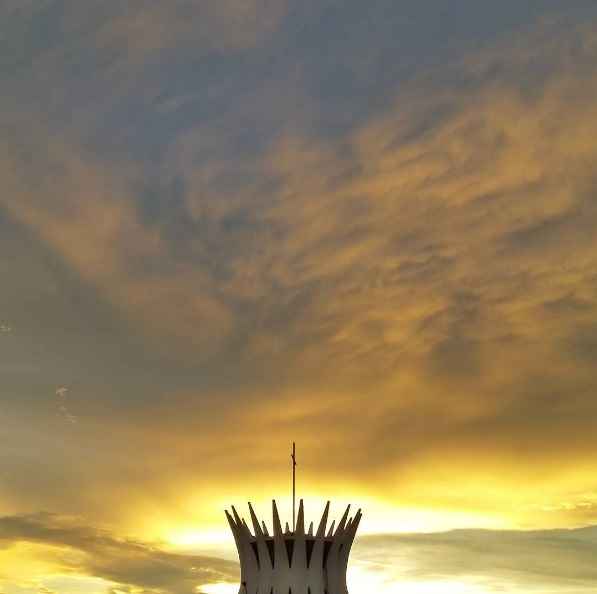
0 513 237 594
567 323 597 364
3 512 596 593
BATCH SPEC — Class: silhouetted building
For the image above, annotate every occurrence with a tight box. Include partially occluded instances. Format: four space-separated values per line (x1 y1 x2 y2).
226 499 361 594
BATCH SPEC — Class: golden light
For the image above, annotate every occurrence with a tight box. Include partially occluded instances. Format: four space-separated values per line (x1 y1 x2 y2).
162 493 509 553
347 563 494 594
200 583 238 594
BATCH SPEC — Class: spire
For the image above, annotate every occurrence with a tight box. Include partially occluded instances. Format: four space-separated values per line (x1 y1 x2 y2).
225 449 362 594
291 442 297 531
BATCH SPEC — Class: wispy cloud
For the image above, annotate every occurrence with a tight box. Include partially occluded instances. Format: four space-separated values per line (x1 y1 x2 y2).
1 1 597 539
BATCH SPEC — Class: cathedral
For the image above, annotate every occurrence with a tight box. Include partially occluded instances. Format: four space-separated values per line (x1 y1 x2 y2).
226 498 361 594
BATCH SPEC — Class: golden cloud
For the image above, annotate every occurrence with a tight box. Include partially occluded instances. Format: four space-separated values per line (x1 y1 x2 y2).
0 131 233 359
1 16 597 532
0 513 237 594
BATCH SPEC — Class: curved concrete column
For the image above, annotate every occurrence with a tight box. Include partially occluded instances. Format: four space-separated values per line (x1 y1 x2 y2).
226 499 362 594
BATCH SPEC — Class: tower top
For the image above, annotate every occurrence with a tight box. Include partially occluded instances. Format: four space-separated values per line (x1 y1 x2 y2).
225 499 362 594
225 445 362 594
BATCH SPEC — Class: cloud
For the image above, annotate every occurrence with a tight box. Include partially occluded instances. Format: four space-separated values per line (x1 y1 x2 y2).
2 1 287 67
0 133 233 361
1 5 597 533
353 525 597 593
184 18 597 456
3 513 595 594
0 513 237 594
98 0 288 56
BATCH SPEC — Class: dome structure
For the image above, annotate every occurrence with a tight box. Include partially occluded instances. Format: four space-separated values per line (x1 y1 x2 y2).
225 499 361 594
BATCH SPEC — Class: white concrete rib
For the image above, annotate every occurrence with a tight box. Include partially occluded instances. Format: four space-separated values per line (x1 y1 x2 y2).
225 499 361 594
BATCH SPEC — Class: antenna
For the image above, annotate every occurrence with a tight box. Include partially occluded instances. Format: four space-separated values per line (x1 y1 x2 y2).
291 442 296 532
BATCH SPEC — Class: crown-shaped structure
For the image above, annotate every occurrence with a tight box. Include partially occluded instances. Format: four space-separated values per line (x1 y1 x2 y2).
226 499 361 594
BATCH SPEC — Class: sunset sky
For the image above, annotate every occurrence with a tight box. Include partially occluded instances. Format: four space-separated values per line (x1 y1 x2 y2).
2 2 597 593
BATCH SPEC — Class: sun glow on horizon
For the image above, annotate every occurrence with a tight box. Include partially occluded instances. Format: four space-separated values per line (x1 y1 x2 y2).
347 564 495 594
168 529 235 548
200 566 496 594
200 583 238 594
162 496 510 553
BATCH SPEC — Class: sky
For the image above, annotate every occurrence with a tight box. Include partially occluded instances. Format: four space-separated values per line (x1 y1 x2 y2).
2 1 597 593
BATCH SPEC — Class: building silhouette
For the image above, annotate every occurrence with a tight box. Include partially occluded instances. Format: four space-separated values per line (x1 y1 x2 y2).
225 499 361 594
